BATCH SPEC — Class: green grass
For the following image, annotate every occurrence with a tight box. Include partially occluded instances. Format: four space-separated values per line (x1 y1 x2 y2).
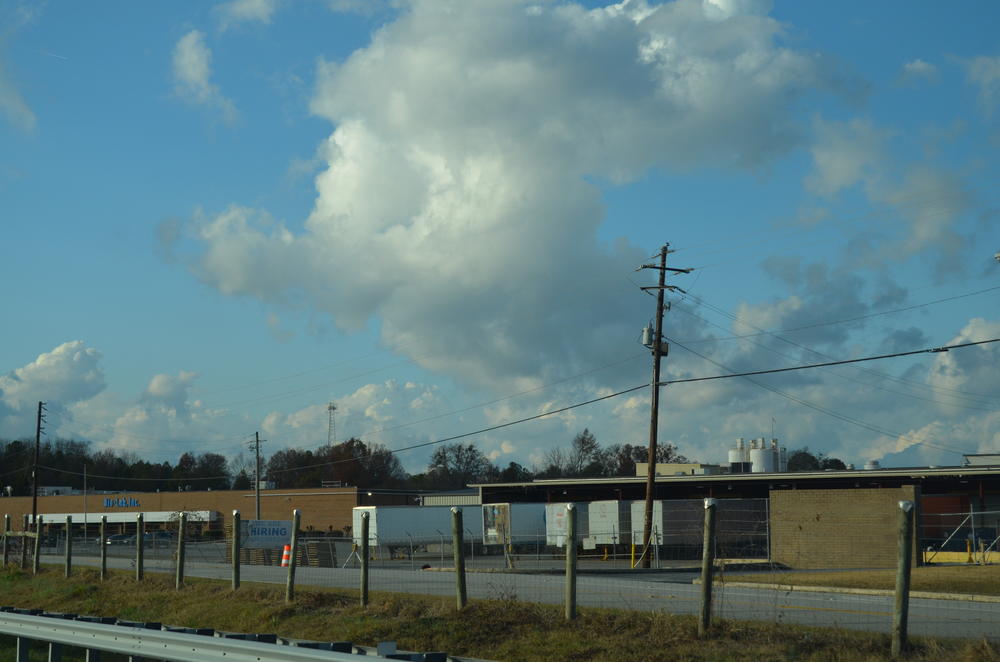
1 566 998 661
722 564 1000 596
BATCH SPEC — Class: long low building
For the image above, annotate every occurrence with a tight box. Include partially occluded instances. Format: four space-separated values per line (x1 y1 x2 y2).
472 464 1000 569
0 487 419 537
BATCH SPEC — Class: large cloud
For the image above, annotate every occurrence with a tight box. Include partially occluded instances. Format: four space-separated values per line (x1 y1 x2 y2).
0 342 106 437
176 0 846 393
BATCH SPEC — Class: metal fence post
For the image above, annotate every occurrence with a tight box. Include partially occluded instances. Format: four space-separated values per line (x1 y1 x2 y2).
360 512 369 608
698 498 717 638
99 516 107 581
451 508 467 609
20 514 29 569
175 512 187 590
2 514 9 567
64 515 73 578
565 503 577 621
231 510 241 591
32 516 42 575
285 509 300 603
892 500 915 658
135 513 144 582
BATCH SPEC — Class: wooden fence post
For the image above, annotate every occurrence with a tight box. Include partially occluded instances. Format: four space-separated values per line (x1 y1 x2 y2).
285 509 300 603
698 498 717 638
451 508 467 609
2 514 9 567
360 512 370 608
99 516 107 581
565 504 577 621
231 510 241 591
175 512 187 590
32 515 42 575
64 515 72 578
135 513 144 581
892 500 914 657
20 514 29 569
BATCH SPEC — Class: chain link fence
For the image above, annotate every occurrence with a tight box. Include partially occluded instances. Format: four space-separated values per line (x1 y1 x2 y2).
4 498 1000 649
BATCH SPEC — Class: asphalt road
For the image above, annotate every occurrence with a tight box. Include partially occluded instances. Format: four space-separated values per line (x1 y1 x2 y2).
41 551 1000 642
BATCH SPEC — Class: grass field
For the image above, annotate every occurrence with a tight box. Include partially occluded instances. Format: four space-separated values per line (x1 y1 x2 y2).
1 566 999 661
722 564 1000 596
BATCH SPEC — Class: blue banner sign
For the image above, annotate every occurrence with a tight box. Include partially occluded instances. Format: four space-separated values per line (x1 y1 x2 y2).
241 519 292 549
104 497 141 508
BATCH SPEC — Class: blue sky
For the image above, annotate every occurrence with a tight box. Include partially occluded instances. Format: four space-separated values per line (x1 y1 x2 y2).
1 0 998 475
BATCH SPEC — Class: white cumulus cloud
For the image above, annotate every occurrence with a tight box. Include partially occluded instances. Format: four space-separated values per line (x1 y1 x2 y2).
176 0 848 395
217 0 281 30
963 54 1000 117
172 30 238 124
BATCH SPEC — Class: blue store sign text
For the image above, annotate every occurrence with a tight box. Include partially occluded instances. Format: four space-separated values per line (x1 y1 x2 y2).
104 497 140 508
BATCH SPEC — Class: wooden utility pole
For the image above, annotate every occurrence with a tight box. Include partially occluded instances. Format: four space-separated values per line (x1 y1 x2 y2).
253 432 263 520
638 245 690 568
31 402 45 534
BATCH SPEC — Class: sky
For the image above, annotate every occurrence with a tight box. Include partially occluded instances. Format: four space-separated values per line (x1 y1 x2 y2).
1 0 999 477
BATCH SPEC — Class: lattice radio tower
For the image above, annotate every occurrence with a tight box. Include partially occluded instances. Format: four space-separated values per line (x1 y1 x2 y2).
327 401 337 446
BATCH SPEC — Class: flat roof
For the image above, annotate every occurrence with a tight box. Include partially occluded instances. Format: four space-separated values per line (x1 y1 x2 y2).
470 465 1000 489
32 510 219 524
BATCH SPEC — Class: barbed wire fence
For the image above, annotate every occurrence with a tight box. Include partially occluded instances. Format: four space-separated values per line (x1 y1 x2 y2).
4 498 999 654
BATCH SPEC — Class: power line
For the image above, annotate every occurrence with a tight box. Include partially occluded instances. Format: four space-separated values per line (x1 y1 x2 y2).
35 337 997 481
671 300 1000 411
658 338 1000 387
665 338 982 456
677 285 1000 344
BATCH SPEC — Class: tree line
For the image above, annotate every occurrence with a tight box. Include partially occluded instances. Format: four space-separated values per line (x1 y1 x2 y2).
0 429 693 495
0 433 844 496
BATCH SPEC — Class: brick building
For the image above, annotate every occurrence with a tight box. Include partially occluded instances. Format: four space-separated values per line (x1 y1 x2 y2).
473 465 1000 569
0 487 419 537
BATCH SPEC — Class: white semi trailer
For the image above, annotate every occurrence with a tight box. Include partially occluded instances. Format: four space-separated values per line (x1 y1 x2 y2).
352 505 484 546
545 503 590 547
481 503 546 545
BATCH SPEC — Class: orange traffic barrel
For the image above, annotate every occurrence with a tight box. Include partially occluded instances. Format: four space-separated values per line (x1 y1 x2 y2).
280 544 291 567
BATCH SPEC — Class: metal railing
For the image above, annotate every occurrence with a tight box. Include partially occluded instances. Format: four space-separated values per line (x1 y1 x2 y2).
0 609 446 661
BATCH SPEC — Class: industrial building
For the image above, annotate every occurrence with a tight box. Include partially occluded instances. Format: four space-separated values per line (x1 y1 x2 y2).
4 443 1000 569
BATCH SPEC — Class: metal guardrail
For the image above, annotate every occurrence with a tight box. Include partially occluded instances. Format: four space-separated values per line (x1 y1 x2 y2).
0 609 448 661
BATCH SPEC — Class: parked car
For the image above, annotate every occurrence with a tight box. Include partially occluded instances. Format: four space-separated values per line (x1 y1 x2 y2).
105 534 134 545
143 531 176 542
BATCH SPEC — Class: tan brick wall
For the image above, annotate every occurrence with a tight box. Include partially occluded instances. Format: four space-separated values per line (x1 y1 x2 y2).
0 488 361 535
769 486 920 569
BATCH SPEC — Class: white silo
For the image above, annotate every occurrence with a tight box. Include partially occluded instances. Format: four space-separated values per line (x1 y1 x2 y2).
728 438 748 465
750 445 776 473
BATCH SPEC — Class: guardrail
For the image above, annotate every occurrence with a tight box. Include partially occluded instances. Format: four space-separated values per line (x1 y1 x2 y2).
0 608 449 662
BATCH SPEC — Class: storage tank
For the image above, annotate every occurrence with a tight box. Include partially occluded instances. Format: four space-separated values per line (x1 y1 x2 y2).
545 503 590 547
864 460 881 471
728 437 749 466
750 446 776 473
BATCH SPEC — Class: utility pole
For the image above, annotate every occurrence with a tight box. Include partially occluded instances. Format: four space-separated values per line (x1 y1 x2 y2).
637 244 690 568
30 401 46 534
250 432 265 520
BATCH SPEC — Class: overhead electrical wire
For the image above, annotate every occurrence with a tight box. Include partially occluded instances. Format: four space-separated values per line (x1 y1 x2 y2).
676 284 1000 345
671 299 1000 412
33 337 997 482
664 337 986 456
